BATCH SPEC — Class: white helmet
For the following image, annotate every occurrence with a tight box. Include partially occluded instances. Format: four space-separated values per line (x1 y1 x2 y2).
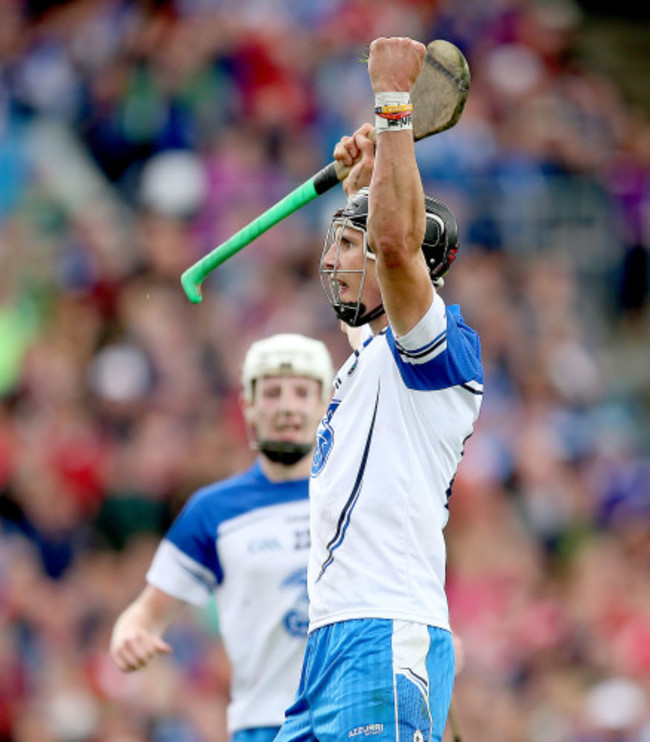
242 333 334 403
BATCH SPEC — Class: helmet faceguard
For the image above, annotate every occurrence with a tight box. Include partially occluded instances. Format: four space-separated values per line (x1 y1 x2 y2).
320 188 459 327
320 215 385 328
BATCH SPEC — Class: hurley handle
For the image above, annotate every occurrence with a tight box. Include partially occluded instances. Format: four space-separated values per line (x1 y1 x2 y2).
181 162 342 303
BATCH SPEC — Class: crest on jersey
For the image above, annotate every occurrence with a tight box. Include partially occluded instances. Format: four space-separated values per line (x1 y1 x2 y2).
311 399 340 477
281 568 309 637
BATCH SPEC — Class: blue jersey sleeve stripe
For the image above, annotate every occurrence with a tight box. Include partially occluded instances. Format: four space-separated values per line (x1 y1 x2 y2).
387 307 483 391
395 332 447 360
394 327 447 357
177 555 219 593
147 540 218 606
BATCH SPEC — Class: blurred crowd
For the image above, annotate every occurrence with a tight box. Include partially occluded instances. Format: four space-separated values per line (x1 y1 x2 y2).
1 0 649 740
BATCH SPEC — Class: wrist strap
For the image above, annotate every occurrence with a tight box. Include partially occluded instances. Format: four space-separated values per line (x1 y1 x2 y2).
374 91 413 133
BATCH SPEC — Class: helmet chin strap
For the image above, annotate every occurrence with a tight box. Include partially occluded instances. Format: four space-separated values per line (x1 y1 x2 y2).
334 301 386 328
257 441 314 466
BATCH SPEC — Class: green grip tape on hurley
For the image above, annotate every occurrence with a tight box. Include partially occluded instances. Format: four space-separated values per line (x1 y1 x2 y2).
181 163 340 303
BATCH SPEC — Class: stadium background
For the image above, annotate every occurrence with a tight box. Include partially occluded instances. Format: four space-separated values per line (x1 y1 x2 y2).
0 0 649 739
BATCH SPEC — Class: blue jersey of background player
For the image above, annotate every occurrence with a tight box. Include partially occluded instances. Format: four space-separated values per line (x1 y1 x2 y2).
275 38 483 742
110 333 334 742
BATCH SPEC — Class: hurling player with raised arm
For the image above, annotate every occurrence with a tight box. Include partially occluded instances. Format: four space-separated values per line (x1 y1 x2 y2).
275 37 483 742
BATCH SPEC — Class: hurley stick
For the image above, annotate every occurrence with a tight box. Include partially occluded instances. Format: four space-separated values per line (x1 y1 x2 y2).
181 40 470 303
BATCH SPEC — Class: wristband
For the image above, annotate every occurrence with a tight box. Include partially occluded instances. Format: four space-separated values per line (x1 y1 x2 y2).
374 92 413 133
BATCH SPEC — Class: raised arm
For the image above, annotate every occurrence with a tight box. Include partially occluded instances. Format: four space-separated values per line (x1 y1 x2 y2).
110 585 185 672
367 37 432 337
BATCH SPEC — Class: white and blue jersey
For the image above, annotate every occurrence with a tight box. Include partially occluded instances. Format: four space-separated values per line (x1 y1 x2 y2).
309 292 483 632
146 461 310 735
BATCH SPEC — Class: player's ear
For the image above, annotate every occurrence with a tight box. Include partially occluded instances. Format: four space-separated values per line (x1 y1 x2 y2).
241 392 256 426
241 392 260 452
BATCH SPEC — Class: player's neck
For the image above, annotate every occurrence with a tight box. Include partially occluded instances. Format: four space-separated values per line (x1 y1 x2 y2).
258 454 312 482
343 316 388 350
370 315 389 335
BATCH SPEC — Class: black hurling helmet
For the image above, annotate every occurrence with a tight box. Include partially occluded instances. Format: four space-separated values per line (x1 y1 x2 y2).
320 187 459 327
